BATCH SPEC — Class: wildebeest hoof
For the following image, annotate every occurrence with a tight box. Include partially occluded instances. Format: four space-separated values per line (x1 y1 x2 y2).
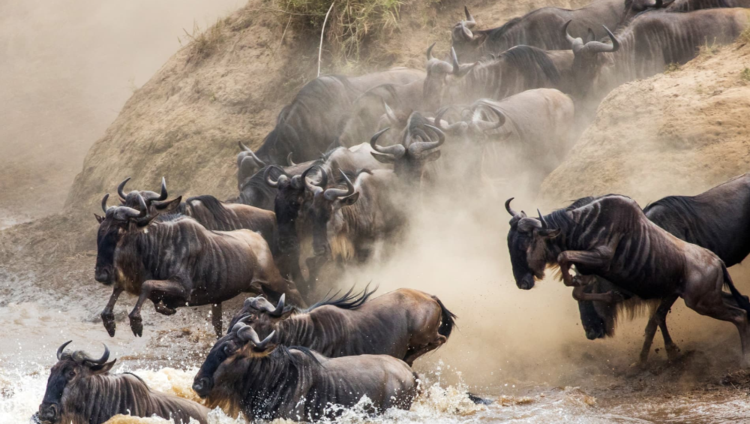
666 346 681 362
101 313 116 337
129 316 143 337
154 301 176 316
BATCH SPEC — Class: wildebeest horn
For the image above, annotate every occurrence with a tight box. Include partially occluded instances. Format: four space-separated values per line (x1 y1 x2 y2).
434 106 467 133
117 177 131 201
537 209 548 229
463 6 476 28
141 177 169 202
460 21 473 40
408 125 445 157
266 294 285 317
264 165 289 188
383 101 399 125
57 340 72 360
369 128 405 159
563 20 584 52
470 104 506 132
583 25 620 53
237 324 275 349
238 142 266 167
451 48 461 75
287 152 296 166
505 198 521 218
426 42 436 61
87 344 110 365
102 194 111 213
303 165 325 195
323 170 355 201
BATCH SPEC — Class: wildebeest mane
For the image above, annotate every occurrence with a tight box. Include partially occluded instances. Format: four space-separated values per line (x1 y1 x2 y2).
501 46 561 84
305 283 378 312
180 195 236 229
484 16 523 39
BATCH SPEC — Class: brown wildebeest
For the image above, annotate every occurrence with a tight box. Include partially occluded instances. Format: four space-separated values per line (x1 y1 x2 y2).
36 342 208 424
505 195 750 367
94 194 305 337
192 324 419 421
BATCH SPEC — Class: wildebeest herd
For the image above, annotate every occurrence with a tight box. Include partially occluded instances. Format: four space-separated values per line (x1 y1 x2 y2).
35 0 750 423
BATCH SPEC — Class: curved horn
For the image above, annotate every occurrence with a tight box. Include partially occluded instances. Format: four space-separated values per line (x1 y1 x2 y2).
369 127 405 159
156 177 168 201
237 325 262 344
408 125 445 157
583 25 620 54
302 165 325 195
267 294 285 317
563 20 580 50
57 340 72 360
254 331 275 349
264 165 289 188
87 344 110 365
434 106 467 133
117 177 131 201
460 21 473 40
505 198 521 218
101 194 111 214
426 42 436 61
463 6 476 28
239 143 266 167
537 209 548 229
323 170 355 201
470 104 506 132
238 141 252 152
287 152 296 167
451 47 461 76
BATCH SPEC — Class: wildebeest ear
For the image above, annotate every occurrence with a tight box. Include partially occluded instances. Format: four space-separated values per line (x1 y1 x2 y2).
153 196 182 212
94 213 105 224
89 359 116 374
340 192 360 206
421 149 442 163
537 228 561 239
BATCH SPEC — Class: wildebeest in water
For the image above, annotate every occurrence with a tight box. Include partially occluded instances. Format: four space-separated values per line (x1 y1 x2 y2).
35 342 208 424
578 174 750 363
94 193 305 337
193 323 419 421
505 195 750 366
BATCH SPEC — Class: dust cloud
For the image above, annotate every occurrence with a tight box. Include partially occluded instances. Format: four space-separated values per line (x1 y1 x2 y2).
0 0 243 217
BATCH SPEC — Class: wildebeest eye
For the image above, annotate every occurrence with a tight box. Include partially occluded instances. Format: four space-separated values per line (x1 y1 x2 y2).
223 345 234 355
66 369 76 379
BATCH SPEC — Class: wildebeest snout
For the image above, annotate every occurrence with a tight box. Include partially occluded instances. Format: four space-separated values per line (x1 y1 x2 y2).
37 403 59 423
94 267 113 285
516 274 535 290
192 377 212 398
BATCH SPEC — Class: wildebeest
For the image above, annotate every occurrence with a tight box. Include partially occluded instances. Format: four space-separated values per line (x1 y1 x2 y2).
451 1 631 62
369 114 445 182
236 157 320 210
424 44 572 109
193 323 419 420
434 89 575 186
115 177 278 259
236 68 424 180
94 194 305 337
35 342 208 424
505 195 750 366
578 174 750 362
221 286 456 364
302 168 405 266
566 9 750 102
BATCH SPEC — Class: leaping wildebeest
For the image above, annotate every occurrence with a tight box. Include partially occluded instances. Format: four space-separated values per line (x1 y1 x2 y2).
451 0 634 62
193 323 419 420
94 194 305 337
577 173 750 363
36 342 209 424
505 195 750 367
236 68 424 181
565 9 750 102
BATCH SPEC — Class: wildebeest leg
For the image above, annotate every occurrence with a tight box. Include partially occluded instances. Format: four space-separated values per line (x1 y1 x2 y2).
129 280 188 337
211 303 223 337
572 285 624 304
638 295 679 365
101 286 124 337
557 245 617 287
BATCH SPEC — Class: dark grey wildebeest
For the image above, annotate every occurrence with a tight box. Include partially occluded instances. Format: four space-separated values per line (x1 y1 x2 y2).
578 174 750 363
193 324 418 421
36 342 208 424
94 194 305 337
505 195 750 367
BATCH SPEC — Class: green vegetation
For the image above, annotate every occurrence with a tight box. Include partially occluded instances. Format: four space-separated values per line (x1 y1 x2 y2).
741 68 750 82
278 0 403 63
665 63 680 74
740 26 750 43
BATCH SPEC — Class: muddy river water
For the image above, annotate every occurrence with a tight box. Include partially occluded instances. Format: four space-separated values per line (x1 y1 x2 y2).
2 207 750 423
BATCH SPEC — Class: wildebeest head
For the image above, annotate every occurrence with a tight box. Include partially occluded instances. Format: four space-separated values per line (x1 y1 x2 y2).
434 102 509 140
116 177 182 217
565 22 620 98
505 198 560 290
94 193 150 284
266 165 308 232
621 0 669 25
192 323 276 399
37 342 116 424
423 44 476 110
237 142 267 190
450 7 486 62
303 168 361 258
370 112 445 181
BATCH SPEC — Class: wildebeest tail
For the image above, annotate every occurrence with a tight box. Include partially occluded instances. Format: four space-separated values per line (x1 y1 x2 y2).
434 296 457 338
723 266 750 314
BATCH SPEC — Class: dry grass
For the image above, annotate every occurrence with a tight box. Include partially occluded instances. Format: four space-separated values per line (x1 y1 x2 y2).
278 0 403 64
665 63 680 74
740 26 750 44
180 19 227 62
741 68 750 83
698 37 721 57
